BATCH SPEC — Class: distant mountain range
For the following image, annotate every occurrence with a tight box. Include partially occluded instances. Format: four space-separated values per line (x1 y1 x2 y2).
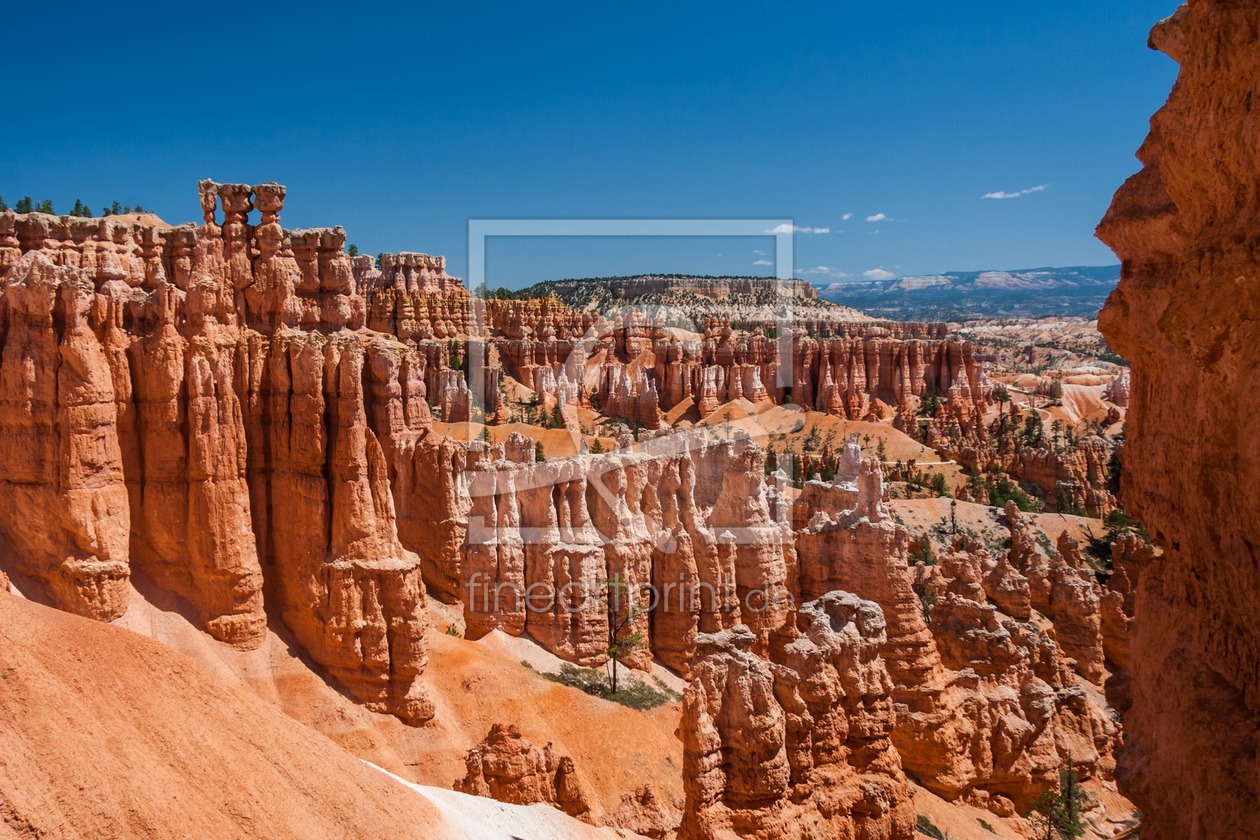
816 265 1120 320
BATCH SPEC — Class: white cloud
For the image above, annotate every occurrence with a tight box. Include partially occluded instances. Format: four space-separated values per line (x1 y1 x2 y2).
981 184 1049 200
753 259 773 266
841 213 853 221
803 265 834 274
865 213 888 223
753 249 766 256
864 268 896 281
766 223 830 234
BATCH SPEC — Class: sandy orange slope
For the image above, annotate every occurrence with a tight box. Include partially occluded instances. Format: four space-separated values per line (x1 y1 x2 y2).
0 592 616 840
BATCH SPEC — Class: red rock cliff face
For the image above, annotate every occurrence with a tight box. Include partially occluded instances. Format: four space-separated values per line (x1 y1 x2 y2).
458 431 794 674
0 255 131 621
1096 3 1260 837
0 182 437 724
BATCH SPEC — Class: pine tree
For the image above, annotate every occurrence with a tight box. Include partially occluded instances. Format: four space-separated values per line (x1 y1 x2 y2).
348 243 360 257
36 199 53 214
992 384 1010 415
110 201 122 215
15 196 33 214
604 575 644 693
1030 760 1086 839
0 195 7 211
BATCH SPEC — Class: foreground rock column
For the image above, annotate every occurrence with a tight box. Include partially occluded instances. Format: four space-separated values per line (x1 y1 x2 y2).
1096 3 1260 837
0 254 130 619
680 596 913 840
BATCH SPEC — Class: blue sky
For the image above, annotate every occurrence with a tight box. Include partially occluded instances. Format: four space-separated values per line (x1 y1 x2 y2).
1 1 1176 288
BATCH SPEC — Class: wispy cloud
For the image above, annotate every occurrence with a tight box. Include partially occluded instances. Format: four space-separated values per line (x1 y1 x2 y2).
767 223 830 234
753 259 773 266
865 213 888 222
841 213 853 221
864 268 896 281
981 184 1049 200
797 265 852 278
753 249 766 256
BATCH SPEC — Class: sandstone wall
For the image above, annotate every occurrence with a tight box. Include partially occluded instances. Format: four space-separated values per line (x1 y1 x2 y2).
458 431 794 674
0 182 435 723
1096 2 1260 837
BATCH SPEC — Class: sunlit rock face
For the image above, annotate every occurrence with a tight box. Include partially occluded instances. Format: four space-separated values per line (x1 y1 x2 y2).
679 600 915 840
0 182 440 724
1097 2 1260 837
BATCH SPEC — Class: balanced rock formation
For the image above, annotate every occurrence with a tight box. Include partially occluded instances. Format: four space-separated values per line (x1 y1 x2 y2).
1096 2 1260 836
455 724 592 821
679 598 914 840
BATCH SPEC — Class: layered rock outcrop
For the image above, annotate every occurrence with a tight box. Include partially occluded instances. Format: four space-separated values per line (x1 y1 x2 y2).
795 463 1118 811
600 785 681 839
455 723 592 821
0 254 131 621
679 599 914 840
0 183 435 723
928 404 1119 516
1096 2 1260 836
482 305 987 427
460 430 793 672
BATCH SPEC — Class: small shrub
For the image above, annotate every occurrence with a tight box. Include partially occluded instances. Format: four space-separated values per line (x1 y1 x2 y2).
541 663 679 710
909 538 936 566
916 814 945 839
978 817 997 834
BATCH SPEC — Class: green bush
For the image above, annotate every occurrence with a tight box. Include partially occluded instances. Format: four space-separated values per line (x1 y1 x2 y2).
541 663 680 710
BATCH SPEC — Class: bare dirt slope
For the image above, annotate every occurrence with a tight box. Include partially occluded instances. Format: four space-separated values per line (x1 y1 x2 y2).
100 572 684 821
0 592 618 840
